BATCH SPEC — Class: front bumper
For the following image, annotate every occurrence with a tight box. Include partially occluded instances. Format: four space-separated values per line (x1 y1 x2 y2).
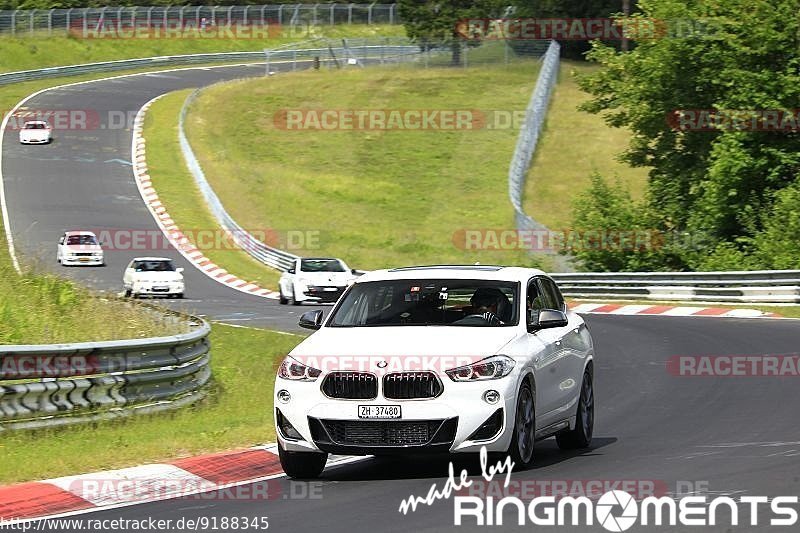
61 255 103 265
133 283 184 296
20 137 50 144
299 286 346 303
275 375 518 455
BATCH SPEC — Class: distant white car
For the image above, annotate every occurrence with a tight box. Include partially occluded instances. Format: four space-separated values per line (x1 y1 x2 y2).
57 231 104 266
278 258 358 305
123 257 185 298
19 120 52 144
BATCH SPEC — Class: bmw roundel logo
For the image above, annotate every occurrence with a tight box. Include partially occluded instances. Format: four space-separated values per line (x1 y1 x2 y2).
376 360 388 369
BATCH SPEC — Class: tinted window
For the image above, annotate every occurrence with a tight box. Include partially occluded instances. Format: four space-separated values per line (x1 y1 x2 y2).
537 278 564 311
133 260 175 272
329 279 519 327
300 259 345 272
65 235 97 245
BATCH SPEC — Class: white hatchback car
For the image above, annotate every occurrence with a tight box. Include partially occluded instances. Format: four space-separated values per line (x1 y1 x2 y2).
122 257 185 298
278 257 358 305
57 231 104 266
19 120 52 144
274 265 595 478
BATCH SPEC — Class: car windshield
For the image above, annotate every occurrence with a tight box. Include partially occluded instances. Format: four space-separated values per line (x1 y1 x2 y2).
133 260 175 272
300 259 345 272
65 235 97 245
328 279 519 327
25 122 47 130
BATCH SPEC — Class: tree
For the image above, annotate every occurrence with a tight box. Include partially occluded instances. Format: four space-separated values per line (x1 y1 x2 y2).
398 0 507 63
577 0 800 271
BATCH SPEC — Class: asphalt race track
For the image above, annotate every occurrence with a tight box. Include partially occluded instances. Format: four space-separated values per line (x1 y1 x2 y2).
1 62 322 332
39 314 800 532
3 65 800 532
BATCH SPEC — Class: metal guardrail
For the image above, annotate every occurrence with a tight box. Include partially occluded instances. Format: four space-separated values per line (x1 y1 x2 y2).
0 40 418 87
0 315 212 431
177 42 418 272
508 40 559 236
551 270 800 303
0 4 399 36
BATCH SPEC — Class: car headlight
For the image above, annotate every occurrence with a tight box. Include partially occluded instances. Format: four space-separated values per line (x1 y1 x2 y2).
278 356 322 382
445 355 516 382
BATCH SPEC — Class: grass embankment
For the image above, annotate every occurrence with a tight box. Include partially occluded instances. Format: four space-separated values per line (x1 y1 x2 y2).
0 24 405 73
0 324 303 483
184 63 549 271
143 91 281 289
525 61 649 229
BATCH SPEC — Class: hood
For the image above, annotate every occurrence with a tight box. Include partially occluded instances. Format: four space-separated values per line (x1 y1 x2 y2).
291 326 518 358
297 271 353 285
65 244 102 253
20 129 49 137
132 271 183 282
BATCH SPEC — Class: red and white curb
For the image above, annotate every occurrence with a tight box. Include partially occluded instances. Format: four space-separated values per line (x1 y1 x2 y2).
0 446 282 522
131 96 279 299
569 302 781 318
0 446 363 523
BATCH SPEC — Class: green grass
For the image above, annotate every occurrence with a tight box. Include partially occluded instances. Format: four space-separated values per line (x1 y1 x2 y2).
144 90 282 289
0 24 405 73
524 61 649 229
185 62 552 271
0 323 303 484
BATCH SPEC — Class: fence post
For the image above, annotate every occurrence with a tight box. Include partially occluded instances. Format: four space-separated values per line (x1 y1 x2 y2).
312 3 318 26
367 2 373 25
348 3 353 24
66 8 72 35
82 8 87 37
227 5 233 26
48 9 54 35
330 3 335 25
389 3 394 25
29 9 34 36
243 5 249 25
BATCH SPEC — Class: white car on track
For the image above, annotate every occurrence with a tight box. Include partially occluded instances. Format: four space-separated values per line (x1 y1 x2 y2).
278 257 358 305
57 231 104 266
274 265 595 478
19 120 52 144
122 257 185 298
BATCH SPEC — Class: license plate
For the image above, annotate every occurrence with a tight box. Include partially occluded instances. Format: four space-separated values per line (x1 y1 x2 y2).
153 287 168 292
79 258 90 262
358 405 401 419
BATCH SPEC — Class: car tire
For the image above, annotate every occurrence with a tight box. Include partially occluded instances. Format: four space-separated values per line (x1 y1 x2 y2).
278 441 327 479
124 288 132 297
279 289 288 305
175 293 184 299
556 370 594 450
506 379 536 470
290 288 302 306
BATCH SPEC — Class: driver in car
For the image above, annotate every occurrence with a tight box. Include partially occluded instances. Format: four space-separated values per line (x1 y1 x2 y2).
469 287 506 326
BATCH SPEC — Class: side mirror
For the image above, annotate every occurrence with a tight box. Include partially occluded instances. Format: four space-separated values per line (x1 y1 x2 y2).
351 269 358 275
58 237 64 244
176 267 184 274
287 268 296 274
528 309 568 332
299 310 323 330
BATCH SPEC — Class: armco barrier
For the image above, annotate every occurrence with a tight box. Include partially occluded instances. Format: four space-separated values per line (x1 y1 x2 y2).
0 315 211 431
551 270 800 303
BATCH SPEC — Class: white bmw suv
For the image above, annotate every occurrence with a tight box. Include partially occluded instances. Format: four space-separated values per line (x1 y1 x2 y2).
274 265 595 478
